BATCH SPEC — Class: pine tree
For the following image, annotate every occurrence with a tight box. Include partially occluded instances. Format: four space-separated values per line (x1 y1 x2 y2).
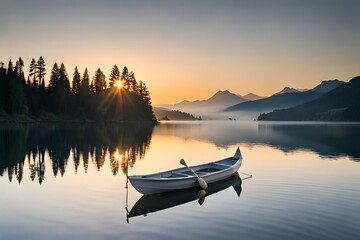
78 68 90 114
139 81 151 105
137 80 144 98
0 62 6 111
58 62 70 93
80 68 90 95
72 66 81 94
58 63 71 113
49 63 60 88
5 59 26 114
38 78 45 111
89 79 95 95
36 56 46 88
109 65 120 87
29 58 37 86
7 59 14 74
128 71 137 92
95 68 106 93
4 60 13 113
121 66 130 90
15 57 25 83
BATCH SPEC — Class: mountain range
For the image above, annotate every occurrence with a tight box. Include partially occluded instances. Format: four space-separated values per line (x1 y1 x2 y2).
274 87 305 95
157 90 250 118
174 90 247 108
224 80 344 113
156 78 356 121
258 77 360 121
242 93 265 101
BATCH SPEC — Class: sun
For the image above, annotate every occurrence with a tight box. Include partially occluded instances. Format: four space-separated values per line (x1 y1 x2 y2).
114 80 123 89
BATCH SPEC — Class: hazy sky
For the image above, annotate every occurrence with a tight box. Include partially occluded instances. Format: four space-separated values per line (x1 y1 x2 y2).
1 0 360 104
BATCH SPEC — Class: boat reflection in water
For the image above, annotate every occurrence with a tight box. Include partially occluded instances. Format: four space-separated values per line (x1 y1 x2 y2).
127 173 242 222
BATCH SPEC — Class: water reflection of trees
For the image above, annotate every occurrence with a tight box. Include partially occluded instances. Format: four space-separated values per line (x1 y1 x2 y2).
0 123 154 184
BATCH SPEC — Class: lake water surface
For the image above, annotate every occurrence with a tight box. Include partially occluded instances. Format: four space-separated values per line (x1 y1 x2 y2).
0 121 359 240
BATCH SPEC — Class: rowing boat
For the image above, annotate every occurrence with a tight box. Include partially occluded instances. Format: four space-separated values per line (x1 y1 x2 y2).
128 147 243 195
127 173 242 220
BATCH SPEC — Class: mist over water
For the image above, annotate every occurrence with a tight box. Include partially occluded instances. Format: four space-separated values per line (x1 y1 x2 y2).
0 121 359 240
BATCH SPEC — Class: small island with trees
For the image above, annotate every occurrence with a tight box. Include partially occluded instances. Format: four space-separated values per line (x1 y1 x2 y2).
0 57 157 123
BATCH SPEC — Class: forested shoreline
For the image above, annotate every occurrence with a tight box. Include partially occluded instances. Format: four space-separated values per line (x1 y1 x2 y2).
0 57 156 123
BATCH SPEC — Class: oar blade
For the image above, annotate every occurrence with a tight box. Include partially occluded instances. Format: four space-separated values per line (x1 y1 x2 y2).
180 158 186 166
198 189 206 205
198 177 208 189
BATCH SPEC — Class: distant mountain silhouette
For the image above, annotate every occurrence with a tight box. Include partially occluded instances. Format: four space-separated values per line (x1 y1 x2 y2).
308 79 344 93
258 77 360 121
157 90 248 118
176 90 248 108
224 80 344 113
274 87 304 95
242 93 265 101
153 107 197 121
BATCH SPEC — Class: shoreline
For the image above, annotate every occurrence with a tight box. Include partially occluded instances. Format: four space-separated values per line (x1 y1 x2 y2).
0 113 158 124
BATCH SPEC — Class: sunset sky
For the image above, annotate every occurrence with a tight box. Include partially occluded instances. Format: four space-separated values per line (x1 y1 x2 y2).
1 0 360 104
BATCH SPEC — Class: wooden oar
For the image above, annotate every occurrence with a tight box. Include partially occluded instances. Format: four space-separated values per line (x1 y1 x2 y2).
198 189 206 205
180 159 208 189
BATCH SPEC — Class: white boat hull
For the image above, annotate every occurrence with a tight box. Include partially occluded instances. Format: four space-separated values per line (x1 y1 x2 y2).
129 148 243 195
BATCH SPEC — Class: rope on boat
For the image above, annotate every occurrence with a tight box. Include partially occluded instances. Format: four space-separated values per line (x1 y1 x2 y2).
239 171 253 180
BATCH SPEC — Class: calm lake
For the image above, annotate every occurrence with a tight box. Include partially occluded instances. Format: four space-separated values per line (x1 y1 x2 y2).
0 121 359 240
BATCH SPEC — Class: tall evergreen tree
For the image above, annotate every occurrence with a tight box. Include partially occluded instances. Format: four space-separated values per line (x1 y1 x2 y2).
0 62 6 112
49 63 60 89
128 71 137 93
58 62 70 93
7 60 13 72
94 68 106 93
137 80 144 98
5 59 26 114
80 68 90 96
78 68 90 113
44 63 60 112
121 66 130 90
109 65 120 87
58 63 71 113
138 80 151 105
38 78 45 111
29 58 37 86
36 56 46 88
4 60 14 113
89 78 95 95
72 66 81 94
14 57 25 84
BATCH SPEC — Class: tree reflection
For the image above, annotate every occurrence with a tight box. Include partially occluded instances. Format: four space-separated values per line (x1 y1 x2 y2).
0 123 154 184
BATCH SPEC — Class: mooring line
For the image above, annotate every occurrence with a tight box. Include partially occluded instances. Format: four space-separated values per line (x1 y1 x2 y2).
239 171 253 180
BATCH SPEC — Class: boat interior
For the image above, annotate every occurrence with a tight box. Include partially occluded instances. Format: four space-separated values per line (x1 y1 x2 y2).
143 157 238 179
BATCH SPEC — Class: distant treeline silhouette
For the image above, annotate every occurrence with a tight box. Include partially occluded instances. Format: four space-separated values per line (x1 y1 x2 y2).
0 57 156 122
0 123 154 184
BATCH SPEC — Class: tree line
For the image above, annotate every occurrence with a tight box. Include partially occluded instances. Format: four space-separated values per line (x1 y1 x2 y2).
0 57 156 122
